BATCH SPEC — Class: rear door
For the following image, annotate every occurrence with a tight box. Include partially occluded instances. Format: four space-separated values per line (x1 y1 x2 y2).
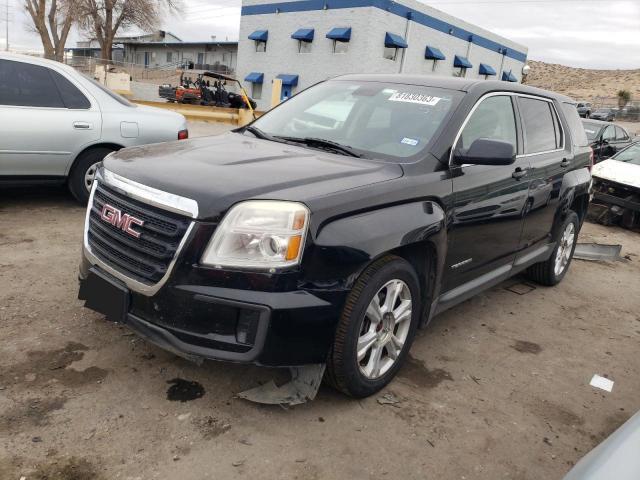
517 95 568 249
0 59 101 178
443 94 530 292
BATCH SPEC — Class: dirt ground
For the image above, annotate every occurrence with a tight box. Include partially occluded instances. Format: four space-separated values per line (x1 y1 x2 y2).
1 125 640 480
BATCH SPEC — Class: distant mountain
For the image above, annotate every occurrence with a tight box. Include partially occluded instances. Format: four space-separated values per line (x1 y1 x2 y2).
525 60 640 104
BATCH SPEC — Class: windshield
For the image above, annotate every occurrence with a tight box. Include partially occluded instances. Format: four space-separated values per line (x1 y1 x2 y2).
613 143 640 165
82 73 135 107
582 121 601 141
249 80 462 161
594 109 610 114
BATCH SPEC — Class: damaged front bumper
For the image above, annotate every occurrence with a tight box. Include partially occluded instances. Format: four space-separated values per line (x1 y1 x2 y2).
590 176 640 228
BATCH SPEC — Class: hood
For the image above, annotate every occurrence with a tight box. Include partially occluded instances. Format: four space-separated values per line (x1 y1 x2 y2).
592 159 640 189
103 132 404 220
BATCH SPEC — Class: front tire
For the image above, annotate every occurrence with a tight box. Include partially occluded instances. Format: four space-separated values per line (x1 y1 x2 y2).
326 256 421 398
525 211 579 286
68 147 115 204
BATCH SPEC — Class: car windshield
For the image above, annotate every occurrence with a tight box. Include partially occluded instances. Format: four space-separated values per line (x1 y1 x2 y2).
577 103 586 108
594 109 610 114
248 80 463 161
613 143 640 165
582 121 601 140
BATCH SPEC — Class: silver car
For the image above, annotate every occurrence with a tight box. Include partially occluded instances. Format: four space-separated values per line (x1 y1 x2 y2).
0 53 188 202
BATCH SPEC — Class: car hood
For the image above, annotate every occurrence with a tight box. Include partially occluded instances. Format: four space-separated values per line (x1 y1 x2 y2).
592 159 640 189
102 132 404 221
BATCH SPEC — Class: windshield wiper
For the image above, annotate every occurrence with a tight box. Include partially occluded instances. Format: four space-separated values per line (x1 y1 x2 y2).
275 136 363 158
243 125 275 141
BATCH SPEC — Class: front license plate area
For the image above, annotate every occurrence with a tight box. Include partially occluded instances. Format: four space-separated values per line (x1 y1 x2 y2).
80 268 130 323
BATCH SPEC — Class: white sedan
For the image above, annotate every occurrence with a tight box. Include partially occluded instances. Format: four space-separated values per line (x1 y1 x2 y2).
0 52 188 202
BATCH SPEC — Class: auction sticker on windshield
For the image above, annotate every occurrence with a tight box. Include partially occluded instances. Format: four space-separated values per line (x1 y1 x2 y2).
388 92 441 106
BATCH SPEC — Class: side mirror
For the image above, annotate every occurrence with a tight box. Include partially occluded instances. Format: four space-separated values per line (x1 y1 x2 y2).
453 138 515 166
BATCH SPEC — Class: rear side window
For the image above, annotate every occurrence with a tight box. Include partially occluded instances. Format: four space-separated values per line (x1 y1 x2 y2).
615 126 629 141
562 103 590 147
0 59 64 108
50 70 91 109
519 97 561 153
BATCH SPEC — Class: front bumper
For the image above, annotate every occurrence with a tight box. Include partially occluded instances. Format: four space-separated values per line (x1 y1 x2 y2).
79 260 346 366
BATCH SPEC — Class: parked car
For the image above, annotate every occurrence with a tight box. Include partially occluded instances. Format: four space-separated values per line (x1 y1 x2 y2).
591 141 640 229
78 75 591 398
576 102 592 118
589 108 616 122
563 410 640 480
0 53 188 203
582 119 633 162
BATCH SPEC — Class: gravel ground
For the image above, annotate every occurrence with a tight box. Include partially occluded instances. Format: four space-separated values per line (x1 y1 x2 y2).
1 122 639 480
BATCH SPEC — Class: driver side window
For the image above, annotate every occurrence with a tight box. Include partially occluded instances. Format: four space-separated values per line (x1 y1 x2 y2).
602 125 616 141
458 95 517 153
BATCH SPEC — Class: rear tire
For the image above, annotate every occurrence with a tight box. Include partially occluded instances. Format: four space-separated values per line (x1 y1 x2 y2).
525 212 579 286
326 256 421 398
68 147 115 204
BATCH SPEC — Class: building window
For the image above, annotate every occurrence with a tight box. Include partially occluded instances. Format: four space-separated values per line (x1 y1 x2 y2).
252 82 262 100
383 47 398 61
256 41 266 52
333 41 348 54
298 41 312 54
453 68 467 78
166 52 173 63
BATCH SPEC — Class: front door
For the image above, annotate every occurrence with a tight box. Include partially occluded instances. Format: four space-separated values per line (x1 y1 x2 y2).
0 59 101 178
443 94 530 292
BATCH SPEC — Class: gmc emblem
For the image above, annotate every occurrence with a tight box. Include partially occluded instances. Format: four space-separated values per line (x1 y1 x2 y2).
100 203 144 238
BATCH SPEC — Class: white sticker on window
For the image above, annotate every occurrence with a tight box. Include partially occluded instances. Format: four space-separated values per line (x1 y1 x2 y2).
388 92 441 106
584 129 596 134
401 137 419 146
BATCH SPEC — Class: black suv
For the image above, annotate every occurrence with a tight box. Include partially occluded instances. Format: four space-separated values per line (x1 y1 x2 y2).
78 75 592 398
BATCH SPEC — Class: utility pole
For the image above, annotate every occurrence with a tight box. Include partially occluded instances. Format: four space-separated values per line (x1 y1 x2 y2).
3 0 8 51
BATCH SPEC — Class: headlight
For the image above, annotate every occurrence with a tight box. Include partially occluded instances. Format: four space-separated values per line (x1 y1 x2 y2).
201 200 309 269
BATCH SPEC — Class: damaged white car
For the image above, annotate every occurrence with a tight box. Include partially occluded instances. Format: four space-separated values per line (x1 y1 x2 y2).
591 141 640 229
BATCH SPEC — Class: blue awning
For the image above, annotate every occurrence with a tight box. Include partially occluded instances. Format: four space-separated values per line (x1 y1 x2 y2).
384 32 408 49
244 72 264 84
291 28 314 42
248 30 268 42
276 74 299 86
425 46 445 60
479 63 496 76
454 55 473 69
326 27 351 42
502 71 518 82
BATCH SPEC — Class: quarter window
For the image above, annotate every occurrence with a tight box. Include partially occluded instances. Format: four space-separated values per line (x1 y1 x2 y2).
457 95 517 154
50 70 91 109
519 97 560 154
0 59 64 108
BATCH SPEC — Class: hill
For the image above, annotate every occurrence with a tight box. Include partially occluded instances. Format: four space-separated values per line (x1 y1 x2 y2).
525 60 640 105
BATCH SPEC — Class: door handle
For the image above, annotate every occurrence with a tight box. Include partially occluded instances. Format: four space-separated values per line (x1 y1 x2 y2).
73 122 92 130
512 167 527 180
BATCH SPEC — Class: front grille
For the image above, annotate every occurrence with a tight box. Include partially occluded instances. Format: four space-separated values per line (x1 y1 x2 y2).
87 182 191 285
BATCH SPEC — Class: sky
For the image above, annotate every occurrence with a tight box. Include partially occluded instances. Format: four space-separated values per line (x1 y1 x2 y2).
1 0 639 69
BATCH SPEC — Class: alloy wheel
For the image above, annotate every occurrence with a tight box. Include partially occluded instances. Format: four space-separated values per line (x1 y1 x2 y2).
357 279 412 380
554 222 575 276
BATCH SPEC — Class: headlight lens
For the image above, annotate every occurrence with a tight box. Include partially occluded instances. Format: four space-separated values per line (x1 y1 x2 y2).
201 200 309 269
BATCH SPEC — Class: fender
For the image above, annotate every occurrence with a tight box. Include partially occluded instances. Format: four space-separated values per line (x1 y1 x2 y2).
306 200 448 305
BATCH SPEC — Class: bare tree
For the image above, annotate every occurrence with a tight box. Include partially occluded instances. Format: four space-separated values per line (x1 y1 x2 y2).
24 0 76 61
78 0 179 62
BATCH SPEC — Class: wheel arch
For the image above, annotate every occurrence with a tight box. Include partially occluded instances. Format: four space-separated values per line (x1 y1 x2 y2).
66 142 125 178
311 200 448 326
554 167 591 233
